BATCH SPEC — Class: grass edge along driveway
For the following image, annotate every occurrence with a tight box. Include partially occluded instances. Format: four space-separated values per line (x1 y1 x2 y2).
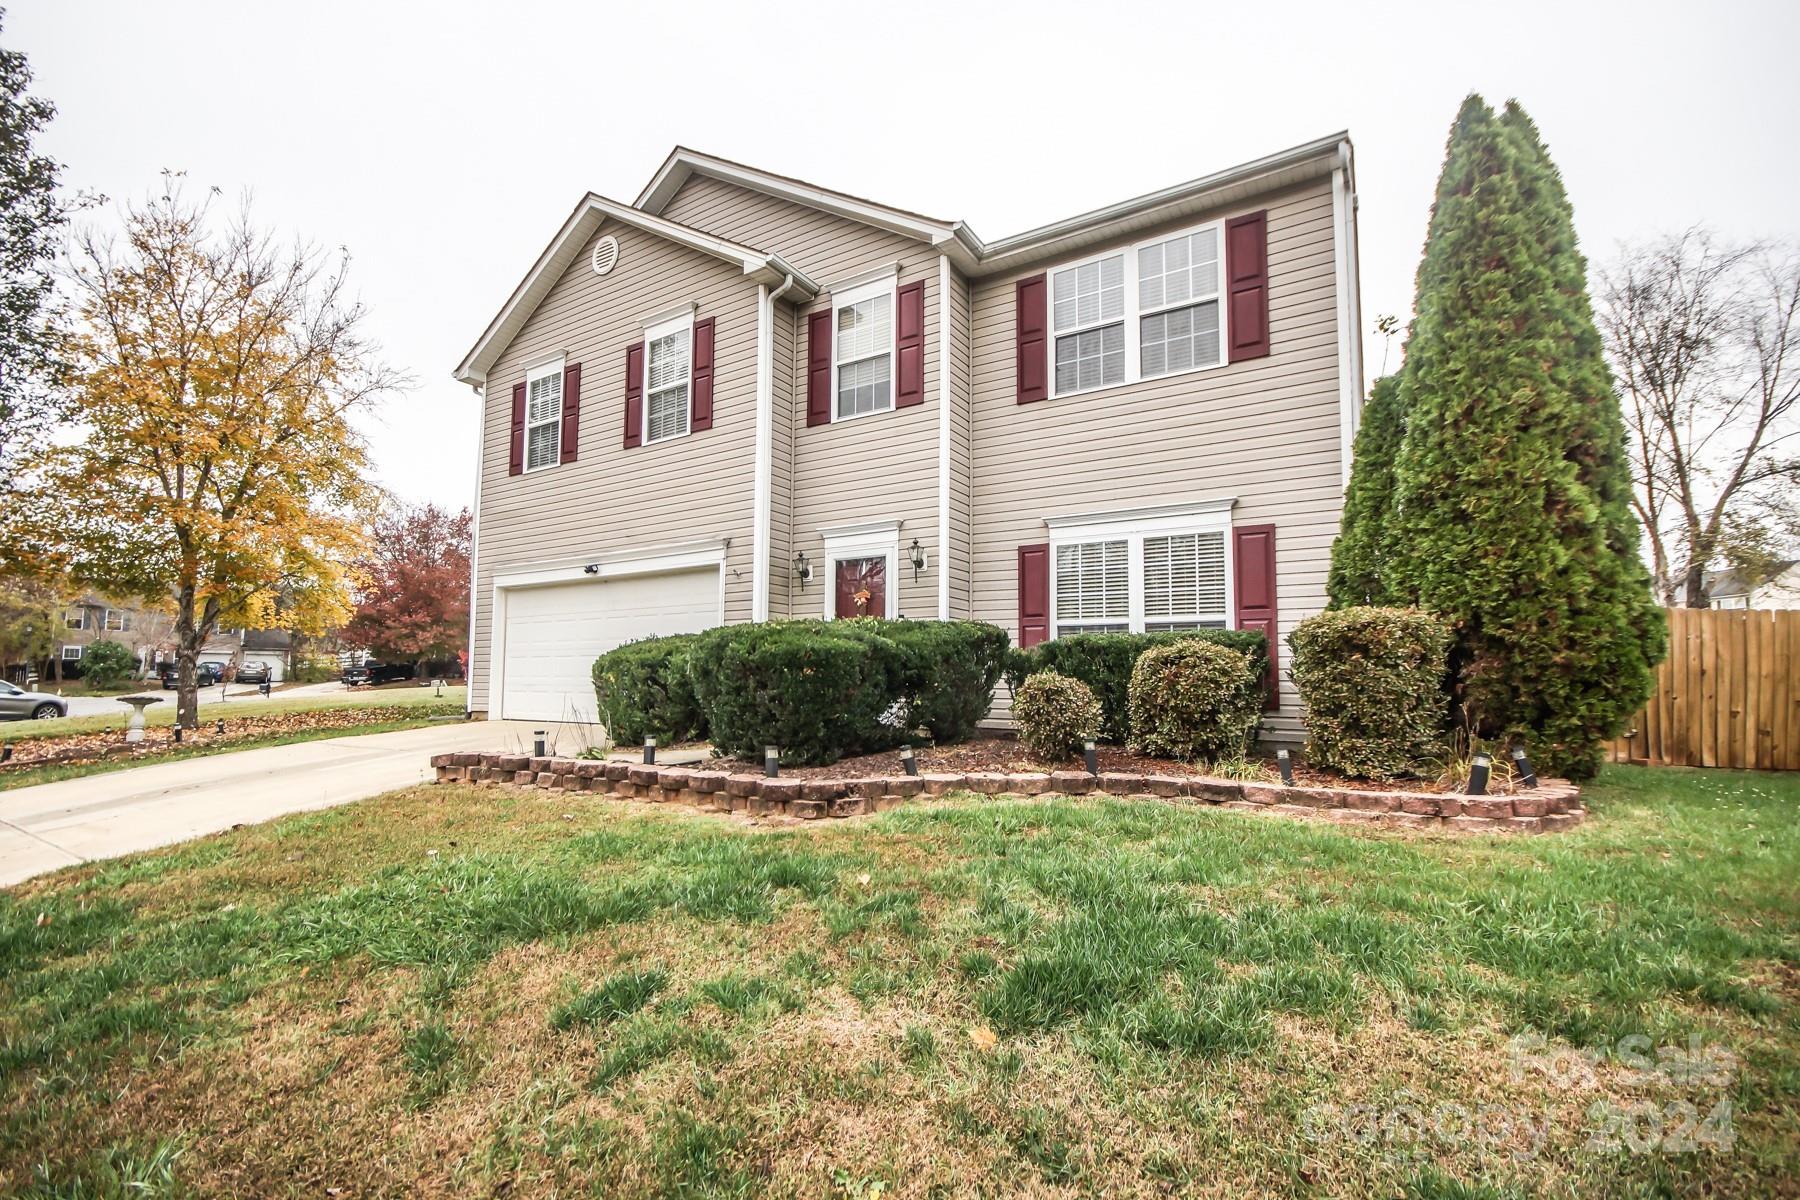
1 764 1794 1198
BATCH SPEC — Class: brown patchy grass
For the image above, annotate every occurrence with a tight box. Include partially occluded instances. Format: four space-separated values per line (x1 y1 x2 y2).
3 766 1796 1198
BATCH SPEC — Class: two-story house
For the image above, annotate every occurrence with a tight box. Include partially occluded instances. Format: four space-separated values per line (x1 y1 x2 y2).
455 133 1364 739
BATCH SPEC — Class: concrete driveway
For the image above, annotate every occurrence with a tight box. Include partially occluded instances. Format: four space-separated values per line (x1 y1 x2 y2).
0 719 547 888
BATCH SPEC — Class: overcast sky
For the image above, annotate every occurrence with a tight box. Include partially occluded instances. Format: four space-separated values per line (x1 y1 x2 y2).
13 0 1799 511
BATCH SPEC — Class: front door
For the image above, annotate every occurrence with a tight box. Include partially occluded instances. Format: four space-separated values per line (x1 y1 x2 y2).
834 556 887 619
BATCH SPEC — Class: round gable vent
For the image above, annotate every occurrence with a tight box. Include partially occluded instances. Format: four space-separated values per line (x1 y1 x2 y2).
591 235 620 277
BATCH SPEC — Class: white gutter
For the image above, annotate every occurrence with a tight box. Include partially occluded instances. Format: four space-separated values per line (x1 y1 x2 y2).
936 254 952 620
464 383 484 715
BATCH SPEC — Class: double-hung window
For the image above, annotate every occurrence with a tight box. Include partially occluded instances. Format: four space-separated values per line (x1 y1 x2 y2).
1047 220 1228 398
643 313 692 444
1048 504 1233 638
1051 254 1125 394
523 359 563 470
833 276 894 420
104 609 128 632
64 608 85 629
1137 227 1223 377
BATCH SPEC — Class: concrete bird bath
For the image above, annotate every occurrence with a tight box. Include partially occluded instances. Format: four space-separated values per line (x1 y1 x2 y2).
117 694 163 744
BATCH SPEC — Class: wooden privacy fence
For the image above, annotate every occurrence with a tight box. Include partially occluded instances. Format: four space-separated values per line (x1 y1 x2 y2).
1609 607 1800 770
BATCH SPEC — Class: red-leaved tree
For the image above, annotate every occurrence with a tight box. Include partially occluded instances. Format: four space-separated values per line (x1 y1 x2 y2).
343 503 470 671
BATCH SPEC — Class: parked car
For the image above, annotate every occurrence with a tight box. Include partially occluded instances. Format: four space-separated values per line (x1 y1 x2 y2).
344 661 415 686
340 664 371 686
0 679 67 721
159 661 227 689
235 661 272 685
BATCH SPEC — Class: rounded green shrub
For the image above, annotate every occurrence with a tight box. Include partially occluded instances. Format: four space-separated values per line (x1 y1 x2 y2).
1006 629 1269 743
878 619 1009 742
1012 670 1102 763
591 633 707 748
1126 639 1263 762
1288 607 1452 779
686 620 908 765
79 639 136 689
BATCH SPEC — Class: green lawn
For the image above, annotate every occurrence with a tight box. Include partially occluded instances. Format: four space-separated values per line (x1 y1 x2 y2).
0 685 466 742
1 766 1794 1197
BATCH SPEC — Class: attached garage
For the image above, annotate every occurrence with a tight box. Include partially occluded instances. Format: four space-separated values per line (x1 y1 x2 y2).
494 564 721 723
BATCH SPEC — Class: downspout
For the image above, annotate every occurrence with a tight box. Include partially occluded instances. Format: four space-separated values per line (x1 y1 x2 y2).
936 254 952 620
464 381 484 717
1330 145 1361 488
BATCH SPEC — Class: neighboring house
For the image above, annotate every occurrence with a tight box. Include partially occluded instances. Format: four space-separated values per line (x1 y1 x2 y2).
454 136 1364 739
201 628 293 681
57 597 172 676
1693 561 1800 610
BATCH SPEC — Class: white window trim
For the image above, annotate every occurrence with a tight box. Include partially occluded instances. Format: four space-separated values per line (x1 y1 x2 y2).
65 609 85 629
1045 499 1236 639
61 645 82 660
818 519 900 619
830 273 898 424
641 309 695 446
522 356 565 473
104 608 126 631
1047 217 1230 401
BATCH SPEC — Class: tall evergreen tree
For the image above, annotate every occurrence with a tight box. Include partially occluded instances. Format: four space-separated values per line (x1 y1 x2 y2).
1384 95 1663 778
1328 373 1405 606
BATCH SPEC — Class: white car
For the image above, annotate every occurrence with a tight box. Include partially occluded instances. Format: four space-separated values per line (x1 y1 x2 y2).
0 680 68 721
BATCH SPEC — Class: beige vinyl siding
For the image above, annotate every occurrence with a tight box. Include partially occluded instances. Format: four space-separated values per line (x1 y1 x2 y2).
967 180 1343 734
468 222 760 714
660 176 949 621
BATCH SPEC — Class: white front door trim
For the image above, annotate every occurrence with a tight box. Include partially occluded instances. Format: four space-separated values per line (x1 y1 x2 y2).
818 519 900 619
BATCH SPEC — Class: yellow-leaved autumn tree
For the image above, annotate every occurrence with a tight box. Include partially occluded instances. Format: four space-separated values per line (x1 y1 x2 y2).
36 182 403 726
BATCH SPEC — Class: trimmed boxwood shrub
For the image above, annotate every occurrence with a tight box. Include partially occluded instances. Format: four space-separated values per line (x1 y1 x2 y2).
1012 670 1102 763
1005 629 1269 743
1287 606 1451 778
1127 639 1263 762
878 618 1009 742
591 633 707 747
687 620 909 765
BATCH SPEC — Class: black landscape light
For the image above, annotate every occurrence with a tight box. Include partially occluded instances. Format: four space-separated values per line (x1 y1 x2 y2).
900 745 919 776
215 719 225 735
1466 752 1492 796
0 743 10 764
534 729 547 757
1083 740 1099 776
644 736 656 765
1277 748 1295 786
1510 745 1538 789
764 746 780 778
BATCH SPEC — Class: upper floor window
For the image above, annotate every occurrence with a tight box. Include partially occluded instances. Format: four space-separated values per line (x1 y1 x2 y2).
524 360 563 471
104 609 129 632
834 277 894 420
644 313 692 444
64 608 85 629
1049 220 1227 399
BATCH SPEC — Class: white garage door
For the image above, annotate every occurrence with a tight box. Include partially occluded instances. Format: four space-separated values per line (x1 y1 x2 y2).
498 569 720 723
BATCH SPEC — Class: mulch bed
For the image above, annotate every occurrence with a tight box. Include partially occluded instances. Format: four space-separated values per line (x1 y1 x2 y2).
0 706 450 773
713 736 1511 796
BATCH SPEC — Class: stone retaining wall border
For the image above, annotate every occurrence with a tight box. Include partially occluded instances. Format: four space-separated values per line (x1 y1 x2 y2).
428 752 1585 834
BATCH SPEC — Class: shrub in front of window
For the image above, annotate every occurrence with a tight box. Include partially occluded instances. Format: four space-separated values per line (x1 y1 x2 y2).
1126 639 1263 762
592 633 708 749
1012 670 1103 764
1005 629 1268 743
1288 607 1452 779
687 620 908 766
877 619 1011 743
79 639 136 689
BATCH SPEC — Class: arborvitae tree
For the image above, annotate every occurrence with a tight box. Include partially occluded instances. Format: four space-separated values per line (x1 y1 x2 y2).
1385 95 1663 779
1328 374 1405 607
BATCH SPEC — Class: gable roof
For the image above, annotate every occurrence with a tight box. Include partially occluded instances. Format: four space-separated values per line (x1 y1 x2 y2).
1705 560 1799 598
633 134 1351 279
454 194 819 386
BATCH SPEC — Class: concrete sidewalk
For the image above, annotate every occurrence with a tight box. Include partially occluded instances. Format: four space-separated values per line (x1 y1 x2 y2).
0 719 548 888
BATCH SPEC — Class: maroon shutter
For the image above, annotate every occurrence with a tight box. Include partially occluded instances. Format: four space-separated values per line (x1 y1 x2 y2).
895 280 926 408
1015 274 1048 404
1233 523 1279 710
1017 543 1050 649
1225 210 1271 362
623 341 644 448
690 318 715 432
508 382 526 475
806 309 832 426
559 362 581 464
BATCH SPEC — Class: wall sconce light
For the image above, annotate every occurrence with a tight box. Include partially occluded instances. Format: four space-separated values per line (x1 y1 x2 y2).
793 551 812 589
908 538 927 581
